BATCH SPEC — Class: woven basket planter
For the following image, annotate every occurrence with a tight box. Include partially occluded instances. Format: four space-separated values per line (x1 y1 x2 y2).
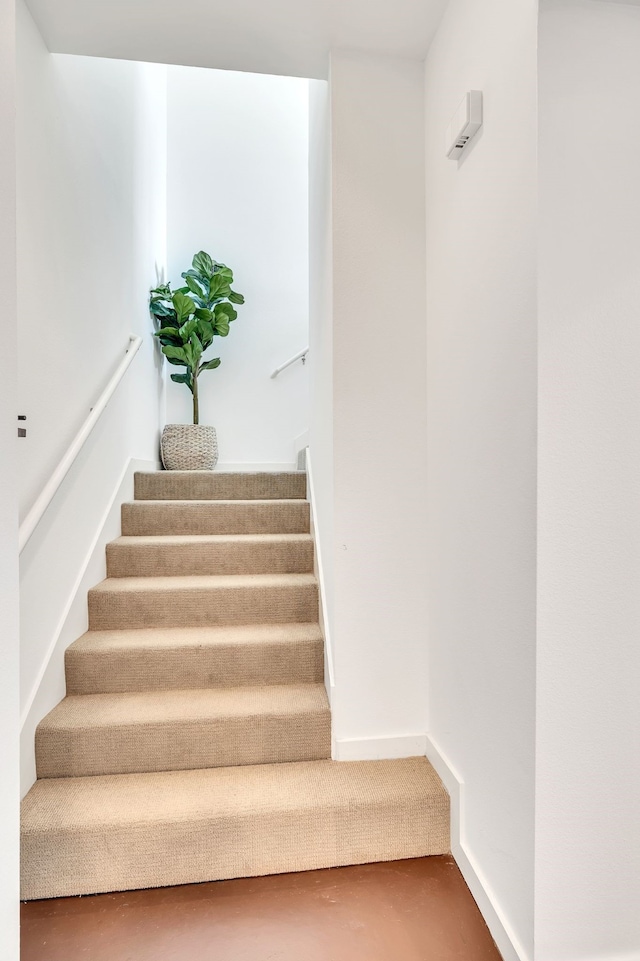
160 425 218 471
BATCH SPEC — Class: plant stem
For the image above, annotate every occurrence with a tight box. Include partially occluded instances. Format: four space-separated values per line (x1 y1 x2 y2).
192 370 199 425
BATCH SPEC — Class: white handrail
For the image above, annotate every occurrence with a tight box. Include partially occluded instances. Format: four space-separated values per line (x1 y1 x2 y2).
19 334 143 554
270 346 309 379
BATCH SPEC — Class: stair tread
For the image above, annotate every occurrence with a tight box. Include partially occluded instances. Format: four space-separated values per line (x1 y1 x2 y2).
39 683 329 731
109 533 314 546
22 757 448 833
125 498 307 507
121 499 310 536
69 623 324 655
106 535 314 578
134 471 307 502
65 624 324 695
90 572 317 593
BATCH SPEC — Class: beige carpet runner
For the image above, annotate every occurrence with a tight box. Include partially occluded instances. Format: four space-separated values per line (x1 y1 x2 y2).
21 471 449 900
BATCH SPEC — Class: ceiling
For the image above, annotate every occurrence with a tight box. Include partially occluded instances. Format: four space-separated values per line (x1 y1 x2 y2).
25 0 449 79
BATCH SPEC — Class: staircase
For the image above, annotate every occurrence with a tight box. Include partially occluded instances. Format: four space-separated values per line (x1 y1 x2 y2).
21 471 449 900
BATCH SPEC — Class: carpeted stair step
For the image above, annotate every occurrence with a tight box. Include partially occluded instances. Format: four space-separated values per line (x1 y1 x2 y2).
21 757 450 900
24 467 453 904
35 683 330 778
134 471 306 501
65 624 324 694
122 499 310 536
88 573 318 630
106 533 314 577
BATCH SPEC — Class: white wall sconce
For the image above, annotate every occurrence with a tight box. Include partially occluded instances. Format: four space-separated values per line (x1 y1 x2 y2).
445 90 483 160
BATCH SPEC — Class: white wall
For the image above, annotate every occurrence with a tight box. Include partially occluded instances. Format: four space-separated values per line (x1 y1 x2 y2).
17 1 166 793
424 2 538 958
308 77 334 679
0 0 20 951
537 2 640 959
17 7 165 518
329 52 429 754
165 66 309 469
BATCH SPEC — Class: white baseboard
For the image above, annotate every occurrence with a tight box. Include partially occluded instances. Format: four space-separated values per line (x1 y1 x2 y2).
20 457 157 797
334 733 427 761
578 954 640 961
424 734 530 961
334 730 528 961
293 431 309 469
215 462 297 472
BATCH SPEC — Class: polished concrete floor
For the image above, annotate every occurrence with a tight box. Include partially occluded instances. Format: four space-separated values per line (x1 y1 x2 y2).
21 856 503 961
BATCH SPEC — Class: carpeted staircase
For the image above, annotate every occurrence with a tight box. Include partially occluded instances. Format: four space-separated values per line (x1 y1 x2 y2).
21 471 449 900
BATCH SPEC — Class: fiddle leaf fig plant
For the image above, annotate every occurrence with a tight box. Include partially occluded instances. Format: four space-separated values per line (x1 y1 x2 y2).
149 250 245 424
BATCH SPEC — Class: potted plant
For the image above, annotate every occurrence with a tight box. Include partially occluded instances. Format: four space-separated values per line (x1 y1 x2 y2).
150 250 245 470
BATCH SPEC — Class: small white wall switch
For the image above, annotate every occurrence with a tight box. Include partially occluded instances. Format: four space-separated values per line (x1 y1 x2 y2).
445 90 483 160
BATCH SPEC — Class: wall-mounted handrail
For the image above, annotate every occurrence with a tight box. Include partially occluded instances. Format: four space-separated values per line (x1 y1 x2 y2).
18 334 143 554
270 346 309 379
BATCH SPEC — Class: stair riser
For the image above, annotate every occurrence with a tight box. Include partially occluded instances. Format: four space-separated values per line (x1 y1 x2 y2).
65 640 324 694
21 798 449 900
36 713 331 778
122 502 310 536
134 472 307 501
106 541 314 577
88 584 318 630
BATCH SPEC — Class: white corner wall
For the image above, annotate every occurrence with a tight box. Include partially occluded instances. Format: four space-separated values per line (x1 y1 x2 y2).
424 1 538 958
0 0 20 951
537 2 640 958
165 67 309 469
17 0 166 794
329 52 429 752
308 77 334 674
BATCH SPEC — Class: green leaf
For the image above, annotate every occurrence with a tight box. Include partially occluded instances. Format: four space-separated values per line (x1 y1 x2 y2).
228 290 245 305
194 307 213 321
182 343 194 368
170 372 193 393
172 290 195 324
150 283 172 299
183 274 205 298
179 318 197 342
149 300 174 316
162 344 188 364
193 250 214 278
215 302 238 323
200 357 221 372
215 318 230 337
215 266 233 282
190 332 203 367
183 268 208 285
208 273 231 301
155 326 182 339
199 320 214 348
152 311 179 330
